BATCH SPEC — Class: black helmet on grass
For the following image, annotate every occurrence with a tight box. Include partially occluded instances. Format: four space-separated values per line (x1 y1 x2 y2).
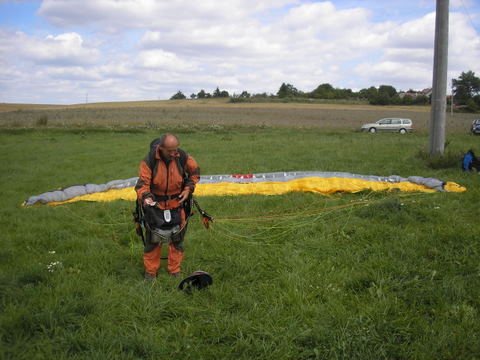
178 271 213 294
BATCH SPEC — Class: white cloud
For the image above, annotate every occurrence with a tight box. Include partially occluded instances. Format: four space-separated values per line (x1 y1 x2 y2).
136 49 198 71
1 30 99 66
43 66 102 80
352 9 480 91
450 0 475 9
355 61 432 90
282 2 370 35
38 0 298 31
139 24 282 59
98 61 135 78
0 65 23 82
1 1 479 103
448 12 480 74
386 13 435 49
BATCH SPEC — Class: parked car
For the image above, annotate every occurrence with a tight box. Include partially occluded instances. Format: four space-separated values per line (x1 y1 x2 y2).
471 119 480 135
361 118 413 134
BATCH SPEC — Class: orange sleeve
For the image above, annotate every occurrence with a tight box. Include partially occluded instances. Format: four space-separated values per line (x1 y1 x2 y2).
135 160 154 200
184 155 200 194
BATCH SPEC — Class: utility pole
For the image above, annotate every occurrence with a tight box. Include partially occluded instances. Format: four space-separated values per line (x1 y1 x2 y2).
429 0 449 155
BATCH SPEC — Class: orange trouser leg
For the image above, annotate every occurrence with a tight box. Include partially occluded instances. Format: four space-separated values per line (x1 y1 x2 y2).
167 244 184 275
143 246 161 275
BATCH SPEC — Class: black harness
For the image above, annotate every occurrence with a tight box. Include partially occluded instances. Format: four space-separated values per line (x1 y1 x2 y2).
133 139 213 245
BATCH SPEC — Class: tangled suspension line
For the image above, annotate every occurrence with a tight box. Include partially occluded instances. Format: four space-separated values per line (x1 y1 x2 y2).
205 193 425 245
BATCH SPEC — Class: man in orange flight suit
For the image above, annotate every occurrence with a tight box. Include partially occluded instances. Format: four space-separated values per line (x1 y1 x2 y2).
135 133 200 280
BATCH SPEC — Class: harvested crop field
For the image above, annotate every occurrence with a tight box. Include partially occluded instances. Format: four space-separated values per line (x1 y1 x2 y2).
0 99 477 133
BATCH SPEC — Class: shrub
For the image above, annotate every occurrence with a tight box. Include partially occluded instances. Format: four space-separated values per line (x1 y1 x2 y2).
415 147 461 169
36 115 48 127
170 91 186 100
465 99 479 113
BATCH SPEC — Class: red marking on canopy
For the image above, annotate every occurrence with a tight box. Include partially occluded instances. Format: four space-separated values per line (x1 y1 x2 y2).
232 174 254 179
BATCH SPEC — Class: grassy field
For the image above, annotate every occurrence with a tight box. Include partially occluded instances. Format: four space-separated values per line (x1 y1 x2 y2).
0 98 478 133
1 102 480 359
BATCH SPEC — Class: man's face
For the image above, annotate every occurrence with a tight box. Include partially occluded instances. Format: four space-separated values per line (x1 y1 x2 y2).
160 139 179 160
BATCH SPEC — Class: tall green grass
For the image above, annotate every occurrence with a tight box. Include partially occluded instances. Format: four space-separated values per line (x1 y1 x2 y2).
1 128 479 359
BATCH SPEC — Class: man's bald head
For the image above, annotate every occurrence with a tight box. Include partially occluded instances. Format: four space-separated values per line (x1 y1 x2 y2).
159 133 180 161
159 133 179 147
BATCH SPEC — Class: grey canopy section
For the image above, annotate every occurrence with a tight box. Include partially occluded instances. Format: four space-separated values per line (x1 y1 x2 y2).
24 177 139 206
24 171 447 206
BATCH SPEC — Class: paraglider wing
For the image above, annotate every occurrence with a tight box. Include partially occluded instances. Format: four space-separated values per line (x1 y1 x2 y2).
23 171 466 206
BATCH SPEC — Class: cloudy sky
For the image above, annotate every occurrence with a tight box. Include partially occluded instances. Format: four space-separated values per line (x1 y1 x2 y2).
0 0 479 104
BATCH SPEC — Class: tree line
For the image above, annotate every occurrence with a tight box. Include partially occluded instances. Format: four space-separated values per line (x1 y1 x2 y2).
170 87 230 100
170 70 480 112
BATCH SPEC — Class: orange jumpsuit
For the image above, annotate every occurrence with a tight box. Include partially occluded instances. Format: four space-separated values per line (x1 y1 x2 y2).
135 147 200 276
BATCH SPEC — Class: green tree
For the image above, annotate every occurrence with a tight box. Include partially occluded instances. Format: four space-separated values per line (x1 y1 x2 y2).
452 71 480 105
170 90 186 100
474 94 480 107
310 83 335 99
378 85 397 98
359 86 378 101
253 92 268 98
465 98 479 112
277 83 299 98
336 88 354 99
401 95 414 105
213 87 229 98
197 89 206 98
413 95 429 105
364 85 397 105
309 84 355 99
369 92 391 105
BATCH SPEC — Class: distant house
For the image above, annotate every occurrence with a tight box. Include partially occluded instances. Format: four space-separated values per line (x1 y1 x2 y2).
398 88 432 99
420 88 432 97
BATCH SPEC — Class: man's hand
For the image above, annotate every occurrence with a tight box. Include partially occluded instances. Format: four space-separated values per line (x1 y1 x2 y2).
178 189 190 204
144 197 156 207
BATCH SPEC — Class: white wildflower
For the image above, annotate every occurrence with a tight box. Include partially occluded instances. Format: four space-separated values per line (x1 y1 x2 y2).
46 261 62 272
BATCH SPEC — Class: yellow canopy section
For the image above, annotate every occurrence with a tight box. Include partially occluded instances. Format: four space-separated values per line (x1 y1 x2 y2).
48 177 466 206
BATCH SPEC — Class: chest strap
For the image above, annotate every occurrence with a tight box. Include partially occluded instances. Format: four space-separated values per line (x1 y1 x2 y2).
153 193 181 201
